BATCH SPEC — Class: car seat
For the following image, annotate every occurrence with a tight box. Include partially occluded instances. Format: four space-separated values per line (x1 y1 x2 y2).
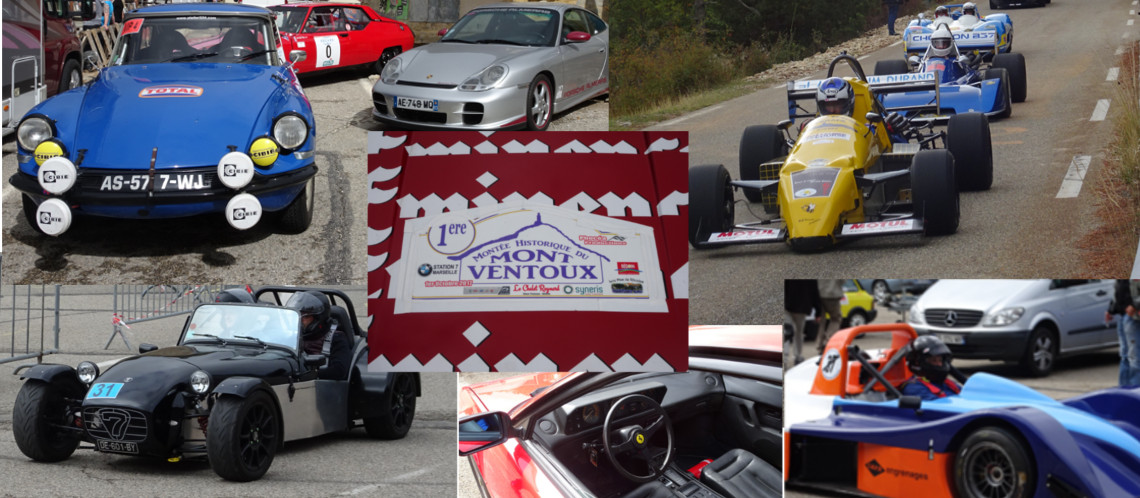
699 449 781 498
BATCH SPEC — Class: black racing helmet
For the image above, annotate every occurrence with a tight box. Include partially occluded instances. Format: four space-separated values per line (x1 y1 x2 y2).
287 291 330 340
907 334 953 384
215 288 255 304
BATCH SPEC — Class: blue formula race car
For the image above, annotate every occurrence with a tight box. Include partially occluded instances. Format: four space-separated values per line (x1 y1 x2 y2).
784 324 1140 498
905 3 1015 55
11 4 317 236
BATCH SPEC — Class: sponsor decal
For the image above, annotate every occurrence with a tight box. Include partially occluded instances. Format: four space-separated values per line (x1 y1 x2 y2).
803 131 852 142
424 280 473 287
802 203 816 213
249 138 279 167
563 77 609 99
139 85 203 98
864 459 929 481
121 18 143 36
867 72 937 85
866 459 885 477
417 264 432 276
840 219 916 235
790 168 839 199
463 286 505 295
616 262 641 275
709 229 781 243
579 231 628 246
821 348 842 380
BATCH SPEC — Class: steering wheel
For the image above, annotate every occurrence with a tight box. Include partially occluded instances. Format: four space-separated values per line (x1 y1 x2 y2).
601 394 674 483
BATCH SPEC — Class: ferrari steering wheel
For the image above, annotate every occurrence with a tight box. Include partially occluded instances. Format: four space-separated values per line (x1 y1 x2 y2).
602 394 674 483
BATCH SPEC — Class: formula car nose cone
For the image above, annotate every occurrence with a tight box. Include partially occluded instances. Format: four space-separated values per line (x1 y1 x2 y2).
217 152 255 190
36 198 73 236
225 193 262 230
38 157 78 194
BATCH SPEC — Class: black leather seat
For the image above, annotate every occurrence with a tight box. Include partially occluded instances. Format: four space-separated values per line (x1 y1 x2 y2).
623 481 685 498
699 449 781 498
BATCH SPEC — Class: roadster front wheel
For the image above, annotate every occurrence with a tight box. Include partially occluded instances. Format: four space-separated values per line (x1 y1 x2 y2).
13 380 81 462
207 391 279 482
364 373 417 439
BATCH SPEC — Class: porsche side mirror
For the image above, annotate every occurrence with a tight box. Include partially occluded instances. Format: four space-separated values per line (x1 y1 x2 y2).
566 31 591 43
139 343 159 354
303 353 326 367
458 411 512 456
898 395 923 411
437 28 448 37
776 119 794 131
865 112 883 123
289 50 306 63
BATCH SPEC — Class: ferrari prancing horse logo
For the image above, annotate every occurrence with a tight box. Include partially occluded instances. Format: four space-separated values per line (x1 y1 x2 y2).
635 433 645 445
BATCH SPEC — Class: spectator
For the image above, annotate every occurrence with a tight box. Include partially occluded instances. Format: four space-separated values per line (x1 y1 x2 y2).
1107 280 1134 386
884 0 905 36
786 280 823 366
816 280 845 354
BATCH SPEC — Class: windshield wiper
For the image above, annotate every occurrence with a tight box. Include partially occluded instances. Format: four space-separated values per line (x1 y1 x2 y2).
164 52 219 63
189 333 226 345
234 335 267 348
440 38 476 44
239 49 274 62
476 39 525 46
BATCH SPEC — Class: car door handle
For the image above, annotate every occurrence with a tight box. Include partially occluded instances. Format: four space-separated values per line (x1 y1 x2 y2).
339 33 348 37
1097 290 1107 296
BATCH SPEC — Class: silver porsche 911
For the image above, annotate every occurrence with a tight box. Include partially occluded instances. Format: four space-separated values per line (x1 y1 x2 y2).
371 2 608 131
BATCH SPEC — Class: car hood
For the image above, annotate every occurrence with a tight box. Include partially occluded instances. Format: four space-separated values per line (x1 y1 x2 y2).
73 64 297 169
397 42 544 86
915 279 1040 312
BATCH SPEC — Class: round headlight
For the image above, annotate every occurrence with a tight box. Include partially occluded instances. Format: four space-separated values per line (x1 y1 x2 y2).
190 370 211 394
380 57 401 84
17 117 53 151
272 114 308 150
77 361 98 384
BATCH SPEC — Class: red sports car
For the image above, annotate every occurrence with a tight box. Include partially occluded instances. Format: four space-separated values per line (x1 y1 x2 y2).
270 2 413 75
458 326 783 498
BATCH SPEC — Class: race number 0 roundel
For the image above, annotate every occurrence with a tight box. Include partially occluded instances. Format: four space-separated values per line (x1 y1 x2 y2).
313 35 341 68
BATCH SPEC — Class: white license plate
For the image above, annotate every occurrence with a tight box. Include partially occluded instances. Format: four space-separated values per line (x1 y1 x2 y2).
395 96 438 111
97 439 139 454
938 333 964 345
98 173 210 192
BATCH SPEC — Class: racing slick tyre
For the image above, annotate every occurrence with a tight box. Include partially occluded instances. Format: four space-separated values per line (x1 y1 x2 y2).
873 59 911 76
992 53 1027 103
910 149 959 236
372 47 402 74
1020 325 1058 377
982 67 1013 119
277 177 314 234
526 74 554 131
689 164 734 249
59 59 82 94
946 112 993 191
954 427 1035 498
207 391 280 482
738 124 785 208
12 380 82 462
364 373 417 440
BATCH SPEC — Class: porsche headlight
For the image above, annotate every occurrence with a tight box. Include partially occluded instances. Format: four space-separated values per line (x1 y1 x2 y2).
983 307 1024 327
459 64 508 92
76 361 98 384
272 114 308 150
380 56 402 84
189 370 211 394
17 117 53 151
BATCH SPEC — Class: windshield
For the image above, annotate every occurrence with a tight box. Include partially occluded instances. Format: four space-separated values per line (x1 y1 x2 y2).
111 15 277 66
270 6 307 34
441 8 558 47
182 304 299 350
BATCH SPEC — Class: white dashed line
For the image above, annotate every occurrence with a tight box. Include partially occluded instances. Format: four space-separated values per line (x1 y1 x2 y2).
1109 67 1121 81
889 40 903 48
1091 99 1111 121
1132 10 1137 15
657 104 726 128
1129 19 1135 26
1056 155 1092 199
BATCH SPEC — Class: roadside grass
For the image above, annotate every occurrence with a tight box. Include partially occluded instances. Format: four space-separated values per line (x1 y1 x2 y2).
608 79 765 131
1079 41 1140 275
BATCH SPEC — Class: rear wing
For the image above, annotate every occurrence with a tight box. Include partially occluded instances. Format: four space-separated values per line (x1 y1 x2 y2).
786 72 941 119
904 30 998 54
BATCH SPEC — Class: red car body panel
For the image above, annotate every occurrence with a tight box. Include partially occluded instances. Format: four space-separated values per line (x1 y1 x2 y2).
273 3 413 74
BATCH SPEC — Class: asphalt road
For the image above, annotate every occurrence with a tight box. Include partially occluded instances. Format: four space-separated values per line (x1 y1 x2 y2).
656 0 1138 326
0 69 606 284
0 286 457 496
785 303 1121 498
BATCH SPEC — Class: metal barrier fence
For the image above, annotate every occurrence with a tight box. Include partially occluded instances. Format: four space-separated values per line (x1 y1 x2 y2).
107 285 224 350
1 285 61 365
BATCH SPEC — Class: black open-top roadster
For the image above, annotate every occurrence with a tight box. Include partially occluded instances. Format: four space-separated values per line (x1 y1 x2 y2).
12 287 420 482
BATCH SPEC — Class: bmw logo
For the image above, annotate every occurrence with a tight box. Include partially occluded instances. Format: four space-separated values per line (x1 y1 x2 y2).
417 264 432 276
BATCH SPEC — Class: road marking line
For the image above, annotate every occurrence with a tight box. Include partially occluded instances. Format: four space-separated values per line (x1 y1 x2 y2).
889 40 902 47
1109 67 1121 81
340 468 436 495
1056 155 1092 199
1091 99 1111 121
1130 19 1135 26
657 104 725 128
1132 9 1136 15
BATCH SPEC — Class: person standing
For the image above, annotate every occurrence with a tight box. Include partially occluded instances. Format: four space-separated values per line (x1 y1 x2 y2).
1125 280 1140 387
786 280 823 366
884 0 905 36
816 279 845 354
102 0 114 27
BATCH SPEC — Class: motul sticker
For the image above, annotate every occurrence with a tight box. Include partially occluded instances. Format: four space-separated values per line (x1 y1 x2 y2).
708 229 781 243
841 219 916 235
139 85 203 98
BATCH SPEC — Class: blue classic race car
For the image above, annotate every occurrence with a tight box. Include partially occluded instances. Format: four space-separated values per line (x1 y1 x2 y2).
11 4 318 236
785 324 1140 498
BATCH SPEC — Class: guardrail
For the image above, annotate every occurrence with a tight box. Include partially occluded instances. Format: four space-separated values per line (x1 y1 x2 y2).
107 285 224 349
0 285 61 365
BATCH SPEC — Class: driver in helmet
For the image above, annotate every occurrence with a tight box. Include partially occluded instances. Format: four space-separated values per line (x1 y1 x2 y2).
900 335 961 400
928 25 958 59
287 291 351 380
816 77 855 116
932 5 953 29
962 2 979 17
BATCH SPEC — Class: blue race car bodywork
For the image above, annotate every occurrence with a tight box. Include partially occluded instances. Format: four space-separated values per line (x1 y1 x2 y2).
786 325 1140 498
877 51 1009 123
905 5 1013 55
11 4 318 236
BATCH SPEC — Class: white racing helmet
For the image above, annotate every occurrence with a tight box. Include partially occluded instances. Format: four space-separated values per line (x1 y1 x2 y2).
930 25 955 58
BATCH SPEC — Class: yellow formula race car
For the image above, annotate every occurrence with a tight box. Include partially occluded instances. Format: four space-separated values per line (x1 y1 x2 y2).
689 54 993 252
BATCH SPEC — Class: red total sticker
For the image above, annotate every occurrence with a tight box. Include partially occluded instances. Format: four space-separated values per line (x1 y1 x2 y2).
138 85 203 98
122 18 143 36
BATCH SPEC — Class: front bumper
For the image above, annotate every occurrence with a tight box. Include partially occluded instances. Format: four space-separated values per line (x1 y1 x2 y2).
371 80 529 130
912 325 1030 361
